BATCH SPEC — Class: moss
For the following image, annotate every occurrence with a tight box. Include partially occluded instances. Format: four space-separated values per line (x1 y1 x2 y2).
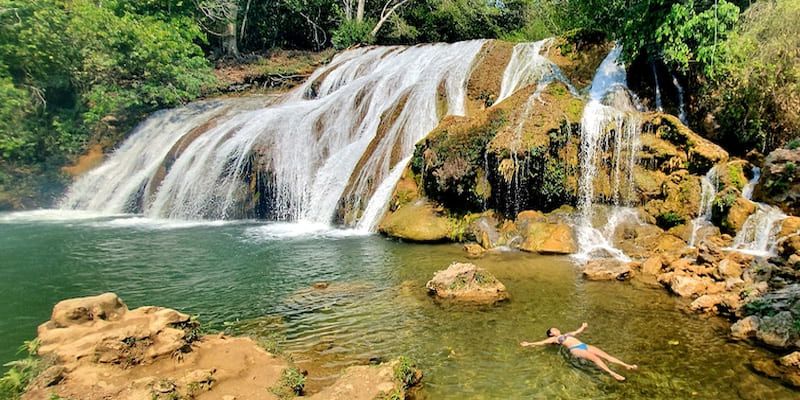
727 163 746 190
656 211 685 230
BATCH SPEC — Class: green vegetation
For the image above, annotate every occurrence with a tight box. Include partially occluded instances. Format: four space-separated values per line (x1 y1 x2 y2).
0 339 44 400
656 211 685 230
269 367 306 399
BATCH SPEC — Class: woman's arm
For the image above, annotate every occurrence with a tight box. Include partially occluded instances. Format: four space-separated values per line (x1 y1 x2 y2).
520 337 558 347
566 322 588 336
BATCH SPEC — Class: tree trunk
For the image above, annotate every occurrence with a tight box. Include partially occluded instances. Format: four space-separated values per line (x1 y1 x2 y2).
356 0 365 22
221 3 240 59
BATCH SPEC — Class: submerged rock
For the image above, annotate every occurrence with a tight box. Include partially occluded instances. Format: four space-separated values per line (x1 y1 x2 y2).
753 351 800 388
308 358 422 400
582 259 633 281
425 262 509 304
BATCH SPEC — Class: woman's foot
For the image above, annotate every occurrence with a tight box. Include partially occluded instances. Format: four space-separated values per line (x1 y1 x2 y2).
625 364 638 370
612 372 626 381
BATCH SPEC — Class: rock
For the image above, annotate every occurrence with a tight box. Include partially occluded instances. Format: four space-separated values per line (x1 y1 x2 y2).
464 243 487 257
642 256 664 276
313 282 330 289
425 263 509 304
753 353 800 388
582 259 633 281
379 199 452 242
756 311 798 348
308 358 421 400
731 316 760 339
755 148 800 215
669 275 711 298
48 292 128 328
468 213 501 248
690 295 723 313
222 396 237 400
716 258 744 280
518 222 576 254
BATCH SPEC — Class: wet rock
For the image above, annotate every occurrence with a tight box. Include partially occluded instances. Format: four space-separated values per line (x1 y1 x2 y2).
731 316 760 340
425 262 509 304
711 188 757 235
464 243 487 257
755 148 800 215
313 282 330 290
753 351 800 388
582 259 633 281
518 222 576 254
379 199 452 242
468 213 501 249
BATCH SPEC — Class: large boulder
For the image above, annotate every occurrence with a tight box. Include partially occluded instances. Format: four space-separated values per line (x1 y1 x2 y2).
755 148 800 215
425 262 509 304
518 222 576 254
711 187 757 235
379 199 453 242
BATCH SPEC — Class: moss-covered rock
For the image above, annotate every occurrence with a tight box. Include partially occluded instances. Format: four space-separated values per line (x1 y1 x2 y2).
425 262 509 304
643 113 728 173
378 199 453 242
711 187 757 235
755 148 800 215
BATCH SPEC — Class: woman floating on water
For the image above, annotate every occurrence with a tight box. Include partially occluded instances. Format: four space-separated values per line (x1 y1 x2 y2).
520 322 637 381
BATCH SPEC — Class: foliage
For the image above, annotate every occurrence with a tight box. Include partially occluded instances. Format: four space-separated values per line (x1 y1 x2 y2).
0 339 43 400
656 211 685 229
393 356 419 389
0 0 215 164
332 19 375 49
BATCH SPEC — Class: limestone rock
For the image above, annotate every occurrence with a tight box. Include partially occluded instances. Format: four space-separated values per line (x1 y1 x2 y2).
464 243 487 258
642 256 664 276
753 352 800 388
425 262 509 304
308 358 421 400
582 259 633 281
48 292 128 328
731 316 760 340
379 199 452 242
756 311 798 348
518 222 576 254
755 148 800 215
669 275 712 298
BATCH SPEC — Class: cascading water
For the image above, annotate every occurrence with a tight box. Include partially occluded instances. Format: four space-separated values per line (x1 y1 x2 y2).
652 64 663 112
672 73 688 124
495 39 578 214
496 39 577 104
61 41 486 230
729 166 788 256
688 166 718 247
574 45 642 262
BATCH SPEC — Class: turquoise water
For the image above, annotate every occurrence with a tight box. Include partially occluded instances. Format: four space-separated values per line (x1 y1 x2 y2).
0 210 797 399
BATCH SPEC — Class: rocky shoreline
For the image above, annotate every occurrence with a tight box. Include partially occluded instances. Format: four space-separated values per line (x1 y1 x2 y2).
16 293 421 400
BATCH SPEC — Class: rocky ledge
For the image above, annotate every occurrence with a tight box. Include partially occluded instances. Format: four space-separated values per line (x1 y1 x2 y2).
21 293 421 400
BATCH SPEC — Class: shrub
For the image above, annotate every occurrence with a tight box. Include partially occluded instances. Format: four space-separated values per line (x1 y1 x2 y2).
332 19 374 49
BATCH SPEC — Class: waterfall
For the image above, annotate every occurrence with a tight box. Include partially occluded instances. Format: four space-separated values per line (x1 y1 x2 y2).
688 166 719 247
730 205 786 257
742 167 761 200
61 41 487 229
728 166 787 256
496 39 577 104
671 73 688 124
652 64 663 112
574 45 642 262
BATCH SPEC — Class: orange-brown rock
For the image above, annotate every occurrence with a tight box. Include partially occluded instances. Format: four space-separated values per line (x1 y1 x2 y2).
582 259 633 281
518 222 577 254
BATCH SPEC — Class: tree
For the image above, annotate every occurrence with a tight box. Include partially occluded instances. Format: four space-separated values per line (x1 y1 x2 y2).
194 0 242 58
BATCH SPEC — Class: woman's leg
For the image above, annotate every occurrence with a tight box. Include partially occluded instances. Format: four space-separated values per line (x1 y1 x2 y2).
571 349 626 381
588 345 637 370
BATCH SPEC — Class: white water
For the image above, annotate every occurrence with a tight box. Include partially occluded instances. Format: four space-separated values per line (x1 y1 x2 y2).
574 46 641 262
61 41 486 230
728 166 787 256
652 64 663 112
496 39 577 104
689 167 719 247
672 73 687 124
355 156 412 233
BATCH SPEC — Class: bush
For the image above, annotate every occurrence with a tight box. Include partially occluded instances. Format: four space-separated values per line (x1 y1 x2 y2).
0 339 43 400
332 19 374 49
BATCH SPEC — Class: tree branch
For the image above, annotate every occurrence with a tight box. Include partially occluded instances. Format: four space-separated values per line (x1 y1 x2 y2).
371 0 414 37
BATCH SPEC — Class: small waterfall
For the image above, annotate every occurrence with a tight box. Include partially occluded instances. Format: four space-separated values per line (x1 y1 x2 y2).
496 39 577 104
688 167 718 247
728 166 787 256
652 64 663 112
355 156 411 232
61 41 487 227
671 73 688 124
574 45 641 262
742 167 761 200
730 205 786 257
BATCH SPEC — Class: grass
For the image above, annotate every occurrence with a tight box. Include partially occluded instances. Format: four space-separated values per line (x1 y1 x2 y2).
269 367 306 399
0 339 45 400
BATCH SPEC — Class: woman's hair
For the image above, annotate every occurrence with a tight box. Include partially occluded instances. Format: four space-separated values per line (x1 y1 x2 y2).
546 328 556 337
